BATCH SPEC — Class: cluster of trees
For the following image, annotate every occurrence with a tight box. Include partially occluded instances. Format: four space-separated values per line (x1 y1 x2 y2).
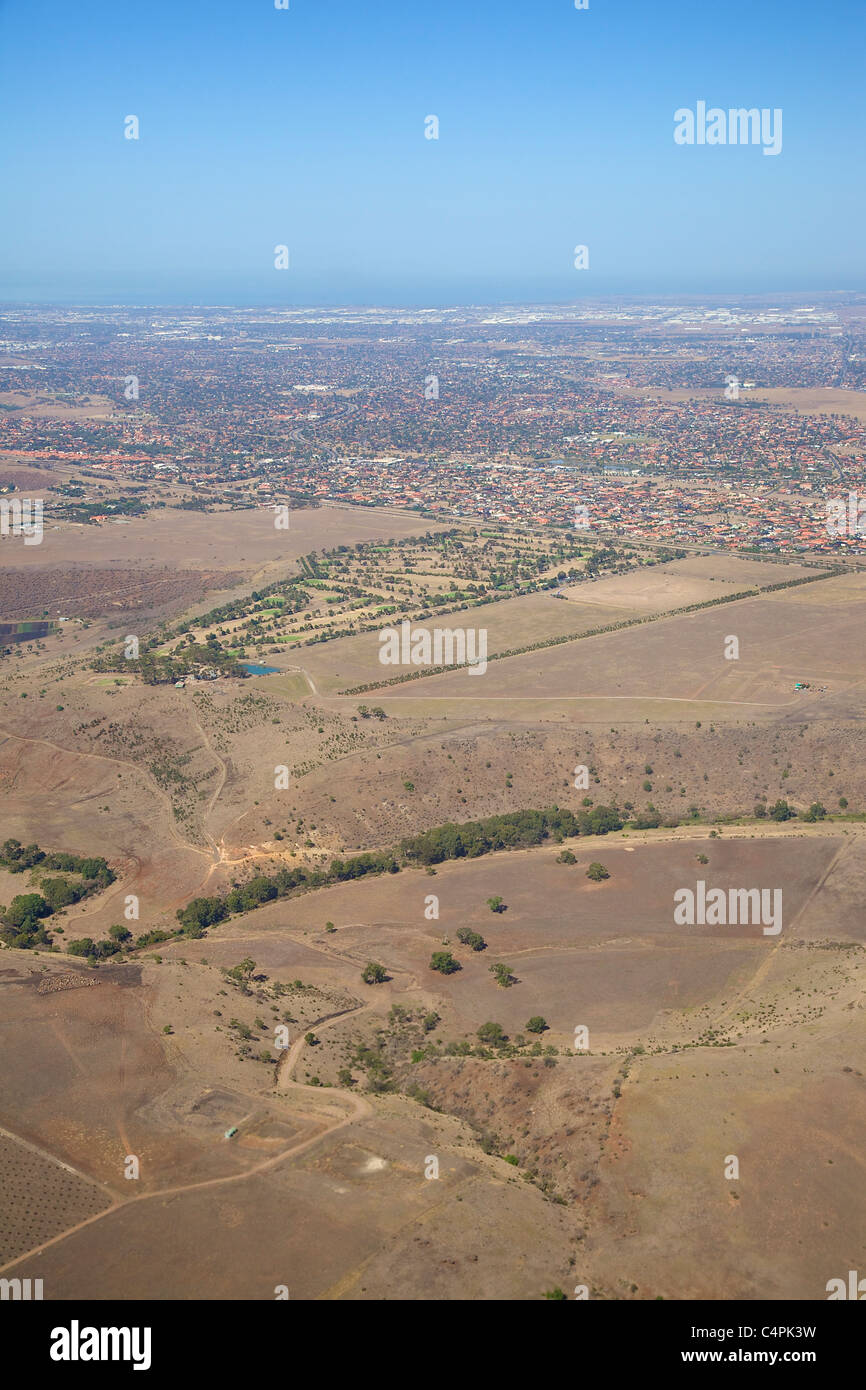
755 798 796 821
400 805 622 866
46 874 103 911
456 928 486 951
475 1016 547 1042
176 896 231 936
1 894 54 949
91 636 245 685
0 839 114 887
175 851 401 937
583 545 623 576
0 885 118 951
67 925 130 960
329 852 401 881
168 577 312 640
362 961 388 984
356 705 387 720
62 497 146 524
430 950 460 974
754 799 828 823
0 841 116 949
477 1021 506 1045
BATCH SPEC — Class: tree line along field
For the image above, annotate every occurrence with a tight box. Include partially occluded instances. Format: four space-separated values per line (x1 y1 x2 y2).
140 545 821 700
378 566 862 711
4 620 866 944
265 551 826 699
99 527 655 682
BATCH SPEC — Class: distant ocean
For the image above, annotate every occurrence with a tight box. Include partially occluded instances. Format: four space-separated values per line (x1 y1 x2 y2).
3 272 861 309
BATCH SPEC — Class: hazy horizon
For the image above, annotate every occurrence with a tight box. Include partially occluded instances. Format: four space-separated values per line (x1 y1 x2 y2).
2 282 865 311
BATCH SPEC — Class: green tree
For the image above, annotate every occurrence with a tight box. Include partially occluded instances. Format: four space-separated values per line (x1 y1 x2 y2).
227 957 257 988
477 1021 505 1045
40 877 79 911
67 938 97 957
176 896 229 936
456 927 486 951
361 961 388 984
526 1016 548 1034
586 861 609 881
7 893 51 928
430 950 460 974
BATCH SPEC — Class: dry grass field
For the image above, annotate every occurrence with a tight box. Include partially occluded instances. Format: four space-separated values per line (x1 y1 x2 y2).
0 1131 111 1266
382 571 866 717
631 383 866 422
0 504 438 577
297 591 637 695
0 828 862 1300
1 503 864 1300
558 554 814 612
0 390 119 421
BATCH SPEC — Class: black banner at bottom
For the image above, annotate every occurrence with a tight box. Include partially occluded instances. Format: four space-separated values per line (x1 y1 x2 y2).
3 1297 859 1377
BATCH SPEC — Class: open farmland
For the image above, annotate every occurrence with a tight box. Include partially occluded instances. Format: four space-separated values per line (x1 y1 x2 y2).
297 591 637 695
631 383 866 423
0 504 440 579
0 826 862 1301
165 833 844 1046
557 553 815 612
244 549 825 698
0 390 119 421
376 569 864 718
0 566 239 622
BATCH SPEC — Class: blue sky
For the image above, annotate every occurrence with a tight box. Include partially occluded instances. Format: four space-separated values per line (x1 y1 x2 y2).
1 0 863 303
